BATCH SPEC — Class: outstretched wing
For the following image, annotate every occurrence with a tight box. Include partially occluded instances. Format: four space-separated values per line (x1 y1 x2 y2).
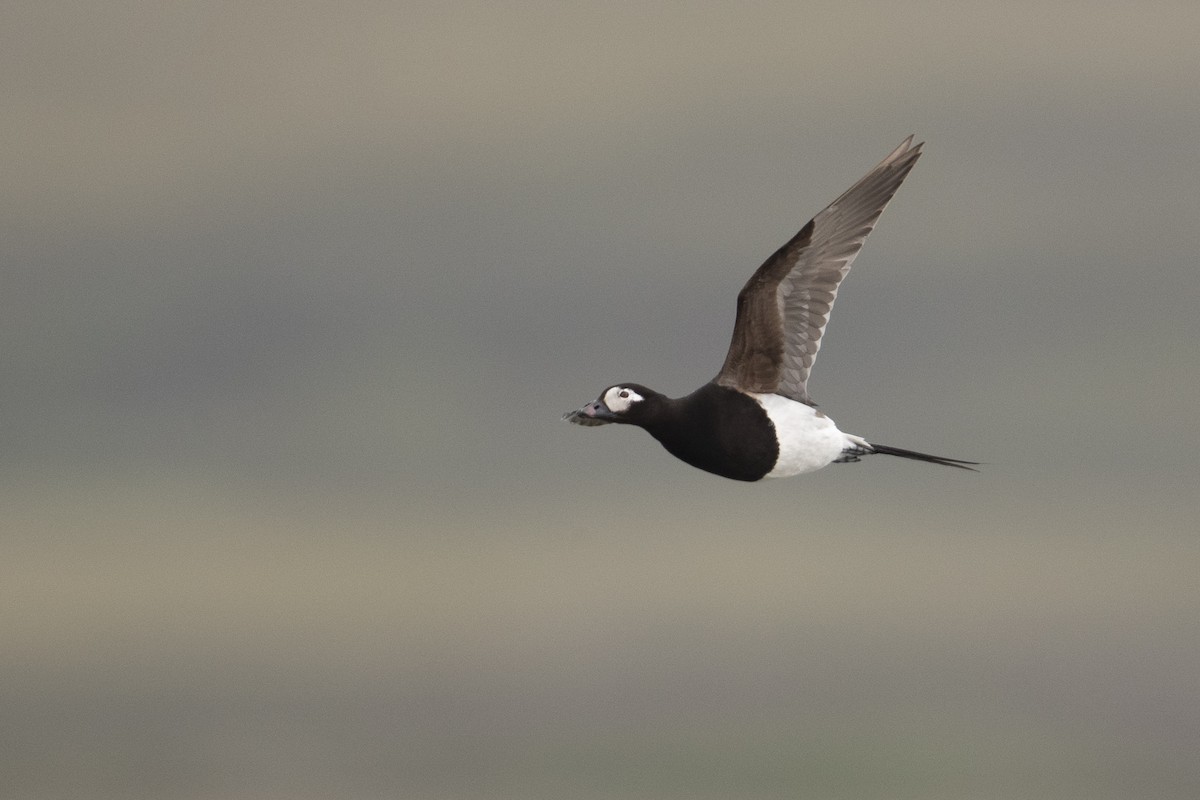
715 136 923 404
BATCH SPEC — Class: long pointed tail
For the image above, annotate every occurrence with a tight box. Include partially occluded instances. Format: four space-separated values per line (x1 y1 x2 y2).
868 442 978 470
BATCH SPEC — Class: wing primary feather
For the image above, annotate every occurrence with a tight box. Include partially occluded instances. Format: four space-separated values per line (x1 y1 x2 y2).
716 137 923 403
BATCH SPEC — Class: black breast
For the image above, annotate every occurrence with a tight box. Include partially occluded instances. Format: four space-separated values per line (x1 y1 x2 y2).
642 383 779 481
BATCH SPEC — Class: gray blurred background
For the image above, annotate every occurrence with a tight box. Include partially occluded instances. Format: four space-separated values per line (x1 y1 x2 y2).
3 2 1198 798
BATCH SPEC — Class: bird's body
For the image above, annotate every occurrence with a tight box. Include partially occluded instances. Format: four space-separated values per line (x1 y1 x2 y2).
564 137 976 480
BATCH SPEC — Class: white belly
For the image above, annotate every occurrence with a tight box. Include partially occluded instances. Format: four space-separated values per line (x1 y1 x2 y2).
751 393 851 478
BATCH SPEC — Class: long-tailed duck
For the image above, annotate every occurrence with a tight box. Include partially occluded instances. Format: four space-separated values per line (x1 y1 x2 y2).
564 137 976 481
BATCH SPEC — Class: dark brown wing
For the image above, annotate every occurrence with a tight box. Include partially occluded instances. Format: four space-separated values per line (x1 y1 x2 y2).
715 136 923 404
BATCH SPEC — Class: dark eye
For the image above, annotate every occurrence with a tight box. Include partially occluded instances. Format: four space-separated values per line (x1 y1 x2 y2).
619 390 629 398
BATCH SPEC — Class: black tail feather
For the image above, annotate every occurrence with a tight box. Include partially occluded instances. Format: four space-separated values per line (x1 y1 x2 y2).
869 442 979 471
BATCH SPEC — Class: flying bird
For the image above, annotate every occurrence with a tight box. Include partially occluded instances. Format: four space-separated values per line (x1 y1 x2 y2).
563 137 976 481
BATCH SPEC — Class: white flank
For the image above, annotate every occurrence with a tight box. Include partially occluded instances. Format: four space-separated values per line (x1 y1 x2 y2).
752 393 854 478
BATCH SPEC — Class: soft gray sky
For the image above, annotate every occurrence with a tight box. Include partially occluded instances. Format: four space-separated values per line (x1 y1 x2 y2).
3 3 1199 798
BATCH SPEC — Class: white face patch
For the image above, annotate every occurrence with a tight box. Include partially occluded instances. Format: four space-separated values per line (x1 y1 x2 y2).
603 386 643 414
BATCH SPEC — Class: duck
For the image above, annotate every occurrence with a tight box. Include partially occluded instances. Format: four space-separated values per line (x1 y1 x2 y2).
563 136 976 482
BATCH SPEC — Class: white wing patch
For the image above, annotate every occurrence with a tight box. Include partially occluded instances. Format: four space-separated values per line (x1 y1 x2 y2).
603 386 643 413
